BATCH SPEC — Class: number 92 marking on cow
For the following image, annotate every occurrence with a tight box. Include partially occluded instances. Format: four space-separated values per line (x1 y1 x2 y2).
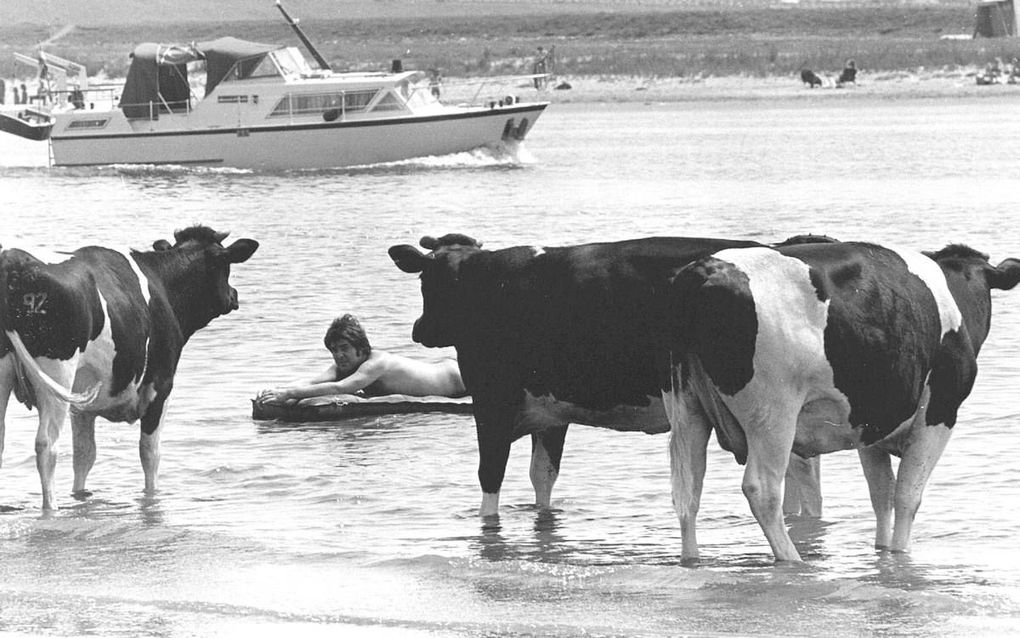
22 292 48 315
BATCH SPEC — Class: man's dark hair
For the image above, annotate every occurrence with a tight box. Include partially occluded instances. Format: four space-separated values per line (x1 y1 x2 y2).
324 314 371 355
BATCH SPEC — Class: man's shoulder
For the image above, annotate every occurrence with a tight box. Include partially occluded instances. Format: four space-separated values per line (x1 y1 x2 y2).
366 349 404 368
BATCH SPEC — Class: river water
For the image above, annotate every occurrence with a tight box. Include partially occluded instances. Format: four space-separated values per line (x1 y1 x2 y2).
1 96 1019 637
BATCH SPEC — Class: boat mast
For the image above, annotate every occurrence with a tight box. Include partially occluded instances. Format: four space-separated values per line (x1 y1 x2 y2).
275 1 331 71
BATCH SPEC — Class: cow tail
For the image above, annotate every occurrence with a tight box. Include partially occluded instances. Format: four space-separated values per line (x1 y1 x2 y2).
3 329 100 407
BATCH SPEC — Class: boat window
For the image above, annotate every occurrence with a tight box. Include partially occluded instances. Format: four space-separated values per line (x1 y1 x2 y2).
269 90 381 117
371 91 404 112
221 54 281 84
246 55 281 79
67 118 110 130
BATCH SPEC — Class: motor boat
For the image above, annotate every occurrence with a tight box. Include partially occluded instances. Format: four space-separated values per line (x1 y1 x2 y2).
3 2 549 169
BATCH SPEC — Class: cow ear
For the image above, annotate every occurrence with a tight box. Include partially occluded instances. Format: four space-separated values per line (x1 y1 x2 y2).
153 239 173 251
225 239 259 264
988 258 1020 291
389 244 428 273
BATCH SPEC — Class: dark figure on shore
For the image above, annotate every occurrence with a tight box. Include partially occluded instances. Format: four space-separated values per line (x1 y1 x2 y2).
837 59 857 87
0 78 5 105
800 69 823 88
428 68 442 99
533 46 548 89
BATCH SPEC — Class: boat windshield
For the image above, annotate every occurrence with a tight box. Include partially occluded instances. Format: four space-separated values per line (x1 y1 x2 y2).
220 54 281 84
271 47 313 77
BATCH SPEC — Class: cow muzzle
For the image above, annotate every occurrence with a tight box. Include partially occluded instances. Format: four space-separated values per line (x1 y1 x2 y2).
412 318 453 348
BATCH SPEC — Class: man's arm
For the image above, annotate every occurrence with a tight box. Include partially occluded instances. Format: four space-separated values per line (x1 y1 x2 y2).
260 357 388 403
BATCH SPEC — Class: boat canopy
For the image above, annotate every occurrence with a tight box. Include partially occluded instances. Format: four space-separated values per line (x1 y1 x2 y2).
119 37 282 118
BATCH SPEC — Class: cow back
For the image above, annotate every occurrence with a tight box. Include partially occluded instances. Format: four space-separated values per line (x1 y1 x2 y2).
460 237 760 410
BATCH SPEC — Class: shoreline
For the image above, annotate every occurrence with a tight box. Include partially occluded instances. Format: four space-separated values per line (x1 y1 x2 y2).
1 68 1009 116
532 68 1011 104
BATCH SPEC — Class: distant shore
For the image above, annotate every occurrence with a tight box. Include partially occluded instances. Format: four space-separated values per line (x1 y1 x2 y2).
2 66 1009 112
510 67 1010 104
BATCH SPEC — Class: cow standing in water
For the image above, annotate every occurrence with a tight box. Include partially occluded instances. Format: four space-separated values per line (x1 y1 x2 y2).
0 226 258 510
388 234 822 523
666 242 1020 562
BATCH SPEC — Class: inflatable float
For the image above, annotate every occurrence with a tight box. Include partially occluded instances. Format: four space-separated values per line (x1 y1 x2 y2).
251 393 473 422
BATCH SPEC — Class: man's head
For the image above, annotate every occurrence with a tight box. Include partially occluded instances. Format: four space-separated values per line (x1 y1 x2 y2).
324 314 371 376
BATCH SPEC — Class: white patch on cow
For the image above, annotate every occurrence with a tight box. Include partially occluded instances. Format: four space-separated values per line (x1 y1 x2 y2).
529 246 546 258
710 247 854 449
885 244 962 336
75 289 149 421
713 247 832 379
74 291 118 398
122 249 152 305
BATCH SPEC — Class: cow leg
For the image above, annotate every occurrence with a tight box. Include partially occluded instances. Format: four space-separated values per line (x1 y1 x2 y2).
34 359 75 511
530 425 566 508
890 424 952 553
858 446 895 549
139 395 169 494
71 411 97 497
0 355 14 469
475 407 513 517
742 417 801 562
783 454 822 517
668 408 711 562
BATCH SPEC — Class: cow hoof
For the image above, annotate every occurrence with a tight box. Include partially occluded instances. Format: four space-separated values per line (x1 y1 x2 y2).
71 490 93 500
680 556 701 568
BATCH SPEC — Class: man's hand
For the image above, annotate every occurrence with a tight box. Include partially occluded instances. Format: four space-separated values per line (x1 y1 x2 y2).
256 387 296 405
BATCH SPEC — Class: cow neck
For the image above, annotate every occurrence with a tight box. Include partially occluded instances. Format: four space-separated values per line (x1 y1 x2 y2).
133 245 216 340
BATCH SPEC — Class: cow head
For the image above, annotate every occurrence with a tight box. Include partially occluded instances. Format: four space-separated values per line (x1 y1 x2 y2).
926 244 1020 292
388 234 483 348
925 244 1020 352
152 225 259 335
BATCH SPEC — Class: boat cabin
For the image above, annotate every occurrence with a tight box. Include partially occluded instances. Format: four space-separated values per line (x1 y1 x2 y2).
116 36 438 123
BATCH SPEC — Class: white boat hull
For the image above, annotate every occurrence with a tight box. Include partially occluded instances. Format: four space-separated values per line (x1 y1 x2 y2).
50 103 547 169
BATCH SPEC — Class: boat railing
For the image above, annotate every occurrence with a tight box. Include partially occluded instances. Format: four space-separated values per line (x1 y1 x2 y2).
417 73 551 107
35 85 122 113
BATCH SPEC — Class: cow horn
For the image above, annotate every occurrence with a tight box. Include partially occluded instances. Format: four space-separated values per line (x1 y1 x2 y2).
213 230 230 243
420 236 439 250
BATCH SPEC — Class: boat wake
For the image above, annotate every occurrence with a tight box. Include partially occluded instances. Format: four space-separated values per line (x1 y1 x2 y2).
79 142 535 177
333 140 536 174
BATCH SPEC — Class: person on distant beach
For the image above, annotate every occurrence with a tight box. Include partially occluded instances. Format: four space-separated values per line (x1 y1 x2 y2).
256 314 467 404
0 78 6 105
428 68 442 98
836 58 857 87
19 83 28 105
533 46 549 88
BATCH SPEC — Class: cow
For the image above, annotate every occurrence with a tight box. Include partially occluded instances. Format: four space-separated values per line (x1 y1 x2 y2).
800 69 823 88
665 241 1020 562
0 226 259 510
388 234 829 523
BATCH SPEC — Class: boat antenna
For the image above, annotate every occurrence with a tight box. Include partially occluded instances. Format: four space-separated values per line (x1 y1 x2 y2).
275 1 331 71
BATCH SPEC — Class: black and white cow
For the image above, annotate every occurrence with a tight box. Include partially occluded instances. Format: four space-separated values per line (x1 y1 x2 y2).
388 234 789 519
0 226 258 510
666 241 1020 561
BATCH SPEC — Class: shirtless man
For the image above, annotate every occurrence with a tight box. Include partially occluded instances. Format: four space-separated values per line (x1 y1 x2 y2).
257 314 466 404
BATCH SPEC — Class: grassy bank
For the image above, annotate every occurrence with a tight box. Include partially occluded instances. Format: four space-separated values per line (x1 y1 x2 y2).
2 5 1016 80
